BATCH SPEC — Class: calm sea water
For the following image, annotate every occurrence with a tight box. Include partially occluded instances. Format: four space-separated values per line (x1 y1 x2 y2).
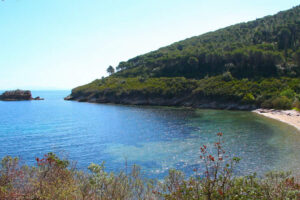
0 90 299 178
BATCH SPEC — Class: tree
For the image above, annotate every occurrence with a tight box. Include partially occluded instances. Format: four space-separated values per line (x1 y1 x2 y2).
278 28 291 58
187 56 199 66
116 61 128 71
294 49 300 66
106 65 115 75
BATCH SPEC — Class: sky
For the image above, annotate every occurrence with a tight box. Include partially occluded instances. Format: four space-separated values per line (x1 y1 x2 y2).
0 0 299 90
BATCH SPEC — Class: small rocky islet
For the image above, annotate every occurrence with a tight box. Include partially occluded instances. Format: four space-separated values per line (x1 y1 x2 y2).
0 90 44 101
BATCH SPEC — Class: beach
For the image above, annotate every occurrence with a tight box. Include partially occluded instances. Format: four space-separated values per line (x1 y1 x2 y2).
253 109 300 131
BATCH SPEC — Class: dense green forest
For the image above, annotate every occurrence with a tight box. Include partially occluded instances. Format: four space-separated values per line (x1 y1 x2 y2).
114 5 300 79
67 5 300 110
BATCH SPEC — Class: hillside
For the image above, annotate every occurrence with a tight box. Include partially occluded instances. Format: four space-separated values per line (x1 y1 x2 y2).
66 5 300 110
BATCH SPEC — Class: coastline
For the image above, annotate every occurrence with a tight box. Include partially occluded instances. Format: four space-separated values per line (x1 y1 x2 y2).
253 109 300 131
67 94 300 131
64 95 257 110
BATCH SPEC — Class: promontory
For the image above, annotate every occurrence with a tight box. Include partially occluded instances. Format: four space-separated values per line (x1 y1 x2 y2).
66 5 300 111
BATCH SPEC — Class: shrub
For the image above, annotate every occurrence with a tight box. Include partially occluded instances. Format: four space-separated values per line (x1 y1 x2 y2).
271 96 292 109
242 93 255 103
31 153 78 199
0 156 23 200
280 88 296 99
221 71 233 81
0 134 299 199
157 133 300 199
292 98 300 110
261 98 273 109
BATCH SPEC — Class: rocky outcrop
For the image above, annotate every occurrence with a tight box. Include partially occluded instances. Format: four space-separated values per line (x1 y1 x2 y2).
0 90 44 101
64 92 256 110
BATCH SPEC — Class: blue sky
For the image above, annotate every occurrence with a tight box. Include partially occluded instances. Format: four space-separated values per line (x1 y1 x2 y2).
0 0 299 90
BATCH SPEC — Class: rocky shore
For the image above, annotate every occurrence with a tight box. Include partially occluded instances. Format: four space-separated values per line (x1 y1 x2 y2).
0 90 44 101
64 94 256 110
253 109 300 131
66 93 300 130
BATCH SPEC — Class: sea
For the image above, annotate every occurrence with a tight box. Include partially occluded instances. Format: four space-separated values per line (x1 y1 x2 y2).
0 90 299 179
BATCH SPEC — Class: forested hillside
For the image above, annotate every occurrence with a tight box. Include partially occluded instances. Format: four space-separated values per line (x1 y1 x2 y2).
114 5 300 79
66 5 300 110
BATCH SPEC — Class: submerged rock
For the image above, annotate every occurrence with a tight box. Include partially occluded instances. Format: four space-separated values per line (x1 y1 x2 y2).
0 90 44 101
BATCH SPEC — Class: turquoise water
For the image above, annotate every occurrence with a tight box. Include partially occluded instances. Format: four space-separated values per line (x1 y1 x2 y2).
0 91 299 178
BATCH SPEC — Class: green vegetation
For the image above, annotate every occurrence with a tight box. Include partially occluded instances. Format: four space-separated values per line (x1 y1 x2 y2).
106 65 115 75
71 76 300 109
114 6 300 79
69 5 300 110
1 134 299 199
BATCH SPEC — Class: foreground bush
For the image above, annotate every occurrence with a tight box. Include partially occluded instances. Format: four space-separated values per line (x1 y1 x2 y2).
0 134 299 199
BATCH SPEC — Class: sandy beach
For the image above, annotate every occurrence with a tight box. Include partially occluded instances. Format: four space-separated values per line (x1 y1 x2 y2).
253 109 300 131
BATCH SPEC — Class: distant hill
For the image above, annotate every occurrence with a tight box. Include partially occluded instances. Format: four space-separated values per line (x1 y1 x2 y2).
66 5 300 110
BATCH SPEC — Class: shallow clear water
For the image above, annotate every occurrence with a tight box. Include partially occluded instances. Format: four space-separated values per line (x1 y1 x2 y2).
0 91 299 179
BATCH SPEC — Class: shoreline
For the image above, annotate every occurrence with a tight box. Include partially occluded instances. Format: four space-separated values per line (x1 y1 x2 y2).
253 109 300 131
67 97 300 131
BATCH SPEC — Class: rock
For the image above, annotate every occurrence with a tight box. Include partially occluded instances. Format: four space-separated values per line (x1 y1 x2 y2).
64 95 73 100
0 90 44 101
64 91 258 111
33 96 44 100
